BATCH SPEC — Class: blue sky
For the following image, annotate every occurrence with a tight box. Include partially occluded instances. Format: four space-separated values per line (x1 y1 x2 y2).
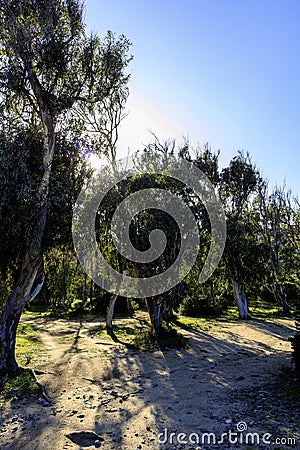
85 0 300 195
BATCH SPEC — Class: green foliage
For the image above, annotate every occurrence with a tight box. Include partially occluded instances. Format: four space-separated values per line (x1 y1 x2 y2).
0 0 132 337
42 246 80 308
0 127 43 275
43 133 93 248
0 1 132 119
224 214 269 287
220 151 261 215
179 294 220 317
0 0 299 339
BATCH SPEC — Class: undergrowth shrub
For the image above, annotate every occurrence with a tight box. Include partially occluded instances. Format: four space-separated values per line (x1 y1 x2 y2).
134 326 187 351
178 294 224 317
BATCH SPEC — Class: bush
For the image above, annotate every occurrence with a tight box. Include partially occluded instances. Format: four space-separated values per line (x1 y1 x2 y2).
290 321 300 375
134 326 187 351
178 294 223 317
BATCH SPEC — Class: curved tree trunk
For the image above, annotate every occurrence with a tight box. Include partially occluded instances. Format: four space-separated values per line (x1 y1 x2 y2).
106 291 119 331
0 104 55 381
0 251 45 380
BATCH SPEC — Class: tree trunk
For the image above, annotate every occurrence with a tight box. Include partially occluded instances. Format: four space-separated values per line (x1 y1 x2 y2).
202 280 216 307
0 310 22 379
89 279 93 305
162 300 174 322
271 283 291 316
106 282 121 331
0 251 44 380
232 280 249 319
81 272 87 310
282 292 290 316
145 297 163 332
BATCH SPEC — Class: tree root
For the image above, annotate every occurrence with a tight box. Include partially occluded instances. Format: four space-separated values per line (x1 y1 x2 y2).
31 369 52 403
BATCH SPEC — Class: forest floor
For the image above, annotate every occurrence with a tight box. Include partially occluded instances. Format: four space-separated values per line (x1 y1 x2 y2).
0 313 299 450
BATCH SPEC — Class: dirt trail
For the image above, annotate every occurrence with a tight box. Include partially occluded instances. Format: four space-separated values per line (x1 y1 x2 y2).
0 315 299 449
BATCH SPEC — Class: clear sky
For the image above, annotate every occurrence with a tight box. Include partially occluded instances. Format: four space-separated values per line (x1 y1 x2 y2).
85 0 300 195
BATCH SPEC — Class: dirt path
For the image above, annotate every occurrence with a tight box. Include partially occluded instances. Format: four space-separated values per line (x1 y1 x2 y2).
0 315 299 449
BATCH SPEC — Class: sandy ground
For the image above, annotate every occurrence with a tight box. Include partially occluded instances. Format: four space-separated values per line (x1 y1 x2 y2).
0 314 299 450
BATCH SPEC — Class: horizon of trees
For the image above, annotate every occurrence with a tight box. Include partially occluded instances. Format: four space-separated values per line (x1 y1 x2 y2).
2 131 299 327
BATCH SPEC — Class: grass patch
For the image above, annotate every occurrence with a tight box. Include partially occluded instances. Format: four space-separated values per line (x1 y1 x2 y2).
218 306 240 321
110 324 137 340
215 301 285 321
178 299 296 322
248 300 284 319
98 324 138 344
0 369 41 401
16 323 41 367
174 316 213 331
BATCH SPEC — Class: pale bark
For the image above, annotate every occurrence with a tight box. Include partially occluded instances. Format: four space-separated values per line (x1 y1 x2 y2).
232 280 249 319
106 281 121 331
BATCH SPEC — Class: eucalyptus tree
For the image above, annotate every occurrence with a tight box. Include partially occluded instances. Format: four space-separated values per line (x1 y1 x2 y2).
94 154 182 332
109 139 223 331
255 183 299 314
0 0 131 379
220 152 264 318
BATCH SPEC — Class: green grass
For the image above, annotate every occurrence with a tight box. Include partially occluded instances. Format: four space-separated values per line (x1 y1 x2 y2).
173 316 213 331
0 369 41 402
248 300 286 319
177 298 298 322
96 299 296 350
15 322 42 367
97 324 137 343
